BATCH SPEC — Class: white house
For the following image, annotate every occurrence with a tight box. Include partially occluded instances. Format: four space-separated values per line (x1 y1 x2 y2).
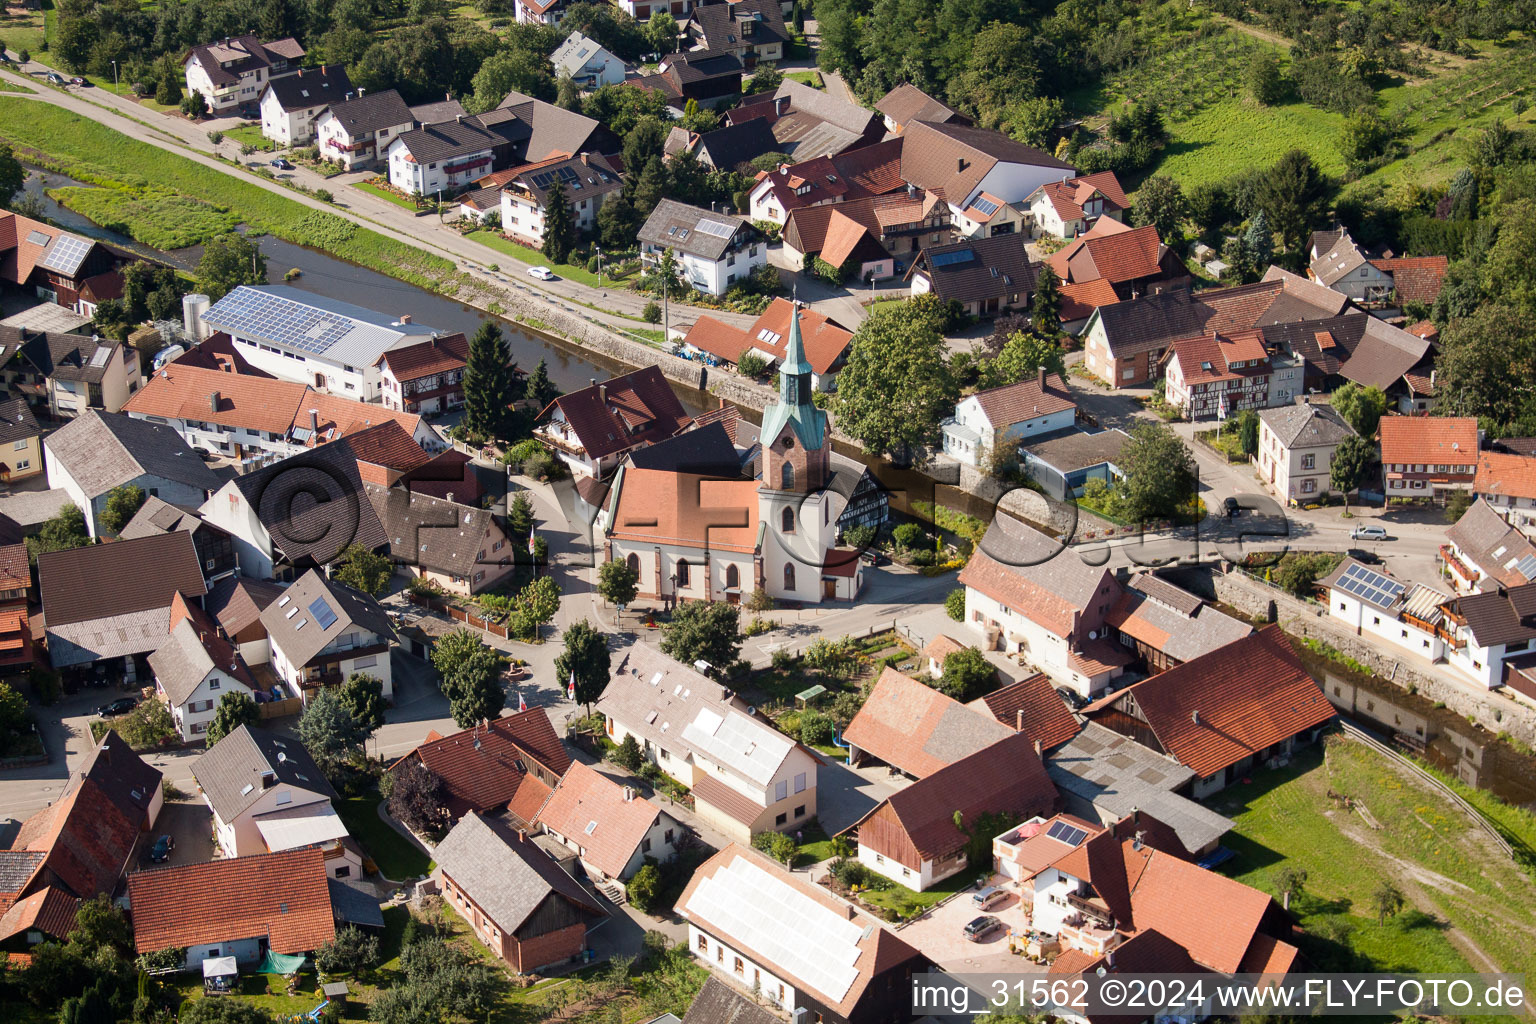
596 645 820 844
190 724 362 879
183 35 304 116
196 285 443 401
1438 582 1536 690
150 597 263 742
900 120 1077 231
1257 401 1355 504
1474 450 1536 538
1161 330 1303 421
1321 559 1450 669
636 199 765 297
532 761 683 882
1022 171 1129 240
1309 230 1394 302
498 153 623 247
258 569 395 705
941 369 1076 468
258 65 351 146
551 31 626 90
313 89 416 171
1443 497 1536 595
386 118 504 197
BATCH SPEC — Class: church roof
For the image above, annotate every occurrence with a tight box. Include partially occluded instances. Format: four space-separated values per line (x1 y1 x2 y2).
759 304 825 451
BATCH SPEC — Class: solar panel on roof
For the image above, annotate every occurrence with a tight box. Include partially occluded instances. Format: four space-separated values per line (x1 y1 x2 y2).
1046 821 1088 846
695 219 737 238
1338 562 1405 608
929 249 975 267
1517 555 1536 581
970 196 999 216
39 234 93 275
308 597 338 630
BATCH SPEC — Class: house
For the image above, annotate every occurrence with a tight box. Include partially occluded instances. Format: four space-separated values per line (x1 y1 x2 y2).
125 360 437 461
375 333 470 415
844 732 1057 890
551 32 626 90
0 214 128 314
959 513 1131 694
725 81 884 159
126 848 335 969
497 153 623 247
1021 427 1131 501
678 844 932 1024
1160 329 1304 420
533 761 684 881
1080 268 1351 388
640 50 744 111
313 89 416 171
259 569 394 704
202 576 285 666
497 89 619 163
1046 221 1189 300
1023 172 1130 240
0 733 161 945
686 0 789 66
149 594 262 742
941 369 1076 468
37 530 206 673
597 645 821 843
746 137 905 225
433 812 608 974
637 200 766 297
0 521 34 674
676 117 781 170
534 366 693 479
611 0 692 20
842 667 1013 777
366 483 520 595
1474 449 1536 536
6 324 144 418
258 65 351 146
0 397 42 482
966 673 1081 752
1367 255 1449 307
874 84 968 134
1309 230 1449 307
195 286 445 401
389 707 571 822
1321 558 1450 666
601 314 868 605
1379 415 1479 504
192 725 362 879
907 233 1037 318
682 298 853 391
385 116 521 198
779 196 924 277
1263 308 1433 398
43 410 221 537
681 977 782 1024
1254 401 1353 503
183 35 305 115
1106 574 1253 674
1441 582 1536 694
1083 627 1335 796
1443 497 1536 595
900 121 1076 229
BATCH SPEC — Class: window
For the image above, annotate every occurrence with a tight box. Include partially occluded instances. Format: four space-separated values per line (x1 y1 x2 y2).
794 772 806 793
775 779 788 801
781 507 794 533
784 564 795 591
642 837 652 853
775 812 787 825
1301 479 1316 494
665 828 674 844
11 441 24 451
13 460 27 471
335 866 350 878
734 957 744 976
676 560 690 587
1301 454 1315 470
725 564 739 590
794 805 805 818
209 679 220 691
627 552 640 576
697 935 708 953
781 461 794 488
1122 368 1135 380
875 854 884 864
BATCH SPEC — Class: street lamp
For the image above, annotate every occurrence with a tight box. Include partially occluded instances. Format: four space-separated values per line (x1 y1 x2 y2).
595 246 603 291
110 60 118 92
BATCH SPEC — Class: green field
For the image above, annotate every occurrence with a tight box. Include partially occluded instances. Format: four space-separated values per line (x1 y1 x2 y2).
0 9 49 55
48 185 240 248
1154 98 1347 187
0 98 464 290
353 178 423 210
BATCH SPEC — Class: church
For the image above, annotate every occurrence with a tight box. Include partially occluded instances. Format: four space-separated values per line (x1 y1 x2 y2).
599 304 871 605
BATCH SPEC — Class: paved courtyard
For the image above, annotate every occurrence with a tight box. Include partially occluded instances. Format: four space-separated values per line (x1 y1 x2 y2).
894 877 1043 974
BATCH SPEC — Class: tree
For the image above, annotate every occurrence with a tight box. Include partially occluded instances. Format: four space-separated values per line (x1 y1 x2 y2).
298 687 365 776
1118 421 1197 522
61 982 117 1024
660 601 740 668
554 619 610 715
646 10 679 53
155 71 181 106
26 503 89 563
468 48 555 110
745 64 782 95
526 358 560 407
612 733 643 771
339 672 386 735
1256 149 1329 257
745 587 773 613
507 491 535 536
978 331 1065 390
555 72 581 111
1480 199 1536 319
752 830 797 864
96 484 146 536
431 628 506 728
462 320 517 440
205 692 259 746
1031 263 1062 338
1341 108 1397 164
1236 409 1260 458
1444 489 1475 524
945 587 966 621
541 179 577 265
598 191 642 250
1370 881 1404 924
832 302 956 463
1243 210 1273 273
0 680 27 737
387 761 451 838
1246 51 1286 105
514 575 560 641
1331 382 1388 437
938 647 995 702
1273 866 1307 911
1133 175 1186 240
332 543 393 595
598 557 640 608
627 862 662 912
194 233 266 300
315 926 381 974
892 522 927 550
0 143 25 211
1330 434 1378 511
999 95 1063 149
799 709 834 746
1435 305 1536 433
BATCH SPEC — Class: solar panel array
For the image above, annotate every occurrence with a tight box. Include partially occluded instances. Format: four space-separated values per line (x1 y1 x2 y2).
207 289 355 356
695 219 737 239
681 706 790 785
929 249 975 267
970 197 999 216
309 597 339 630
687 855 863 1003
1336 562 1405 608
25 230 52 247
530 165 580 190
1517 554 1536 581
1046 820 1088 846
40 234 94 276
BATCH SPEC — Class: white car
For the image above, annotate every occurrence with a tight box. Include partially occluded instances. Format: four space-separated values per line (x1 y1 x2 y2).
1351 524 1389 541
527 266 554 281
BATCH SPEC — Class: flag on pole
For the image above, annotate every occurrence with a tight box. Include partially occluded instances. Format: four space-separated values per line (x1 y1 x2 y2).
528 526 537 555
518 691 528 713
566 669 576 701
1217 392 1229 422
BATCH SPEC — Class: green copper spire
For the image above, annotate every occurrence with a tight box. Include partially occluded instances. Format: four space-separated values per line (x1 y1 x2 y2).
761 301 826 451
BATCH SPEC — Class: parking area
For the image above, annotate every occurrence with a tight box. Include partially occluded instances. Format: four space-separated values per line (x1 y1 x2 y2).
895 878 1042 973
139 800 215 869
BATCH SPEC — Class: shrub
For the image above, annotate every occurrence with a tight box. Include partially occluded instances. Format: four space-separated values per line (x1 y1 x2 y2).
751 830 797 863
799 710 834 747
770 648 795 670
627 863 662 912
314 188 333 203
612 733 643 772
944 588 966 621
829 857 872 889
892 522 927 550
315 926 380 974
642 301 661 323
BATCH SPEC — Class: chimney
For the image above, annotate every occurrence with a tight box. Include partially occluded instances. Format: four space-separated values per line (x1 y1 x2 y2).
262 770 277 789
1191 709 1200 725
445 491 454 504
1038 365 1047 389
1017 709 1024 732
517 828 527 842
297 67 303 77
580 153 589 165
1033 738 1042 758
1105 948 1116 969
957 157 967 173
400 314 412 324
321 65 327 76
456 113 464 123
599 383 608 402
345 91 354 102
210 390 221 412
358 87 366 97
309 409 319 432
589 377 598 388
622 786 634 802
775 95 790 116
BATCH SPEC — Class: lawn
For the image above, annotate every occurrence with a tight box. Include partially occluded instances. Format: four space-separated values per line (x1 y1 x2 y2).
1153 98 1348 188
0 98 463 292
857 867 973 920
862 297 905 318
353 177 424 211
47 185 239 249
792 818 838 868
467 229 602 287
335 794 434 880
1 8 48 54
174 972 326 1019
784 70 823 89
1211 736 1536 991
224 123 277 152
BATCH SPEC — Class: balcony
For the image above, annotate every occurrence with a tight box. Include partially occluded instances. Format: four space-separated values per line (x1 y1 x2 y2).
534 423 587 457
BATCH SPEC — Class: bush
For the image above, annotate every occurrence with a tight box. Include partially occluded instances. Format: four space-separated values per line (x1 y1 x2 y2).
770 648 795 670
627 862 662 912
612 733 643 772
799 710 834 747
28 666 61 706
892 522 927 550
829 857 873 889
315 926 380 974
642 301 661 323
944 588 966 621
314 188 334 203
751 830 797 863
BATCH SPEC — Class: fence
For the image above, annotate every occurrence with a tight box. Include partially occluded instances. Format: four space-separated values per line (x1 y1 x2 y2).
407 591 511 639
258 697 303 719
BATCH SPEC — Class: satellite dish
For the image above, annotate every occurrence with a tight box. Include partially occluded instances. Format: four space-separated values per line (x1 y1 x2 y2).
1096 966 1107 978
1087 630 1098 640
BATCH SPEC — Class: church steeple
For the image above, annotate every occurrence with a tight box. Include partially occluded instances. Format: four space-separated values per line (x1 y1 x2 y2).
759 300 829 493
779 301 814 408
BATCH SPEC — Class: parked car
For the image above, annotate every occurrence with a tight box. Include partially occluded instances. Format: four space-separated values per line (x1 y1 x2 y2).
1351 524 1389 541
527 266 555 281
45 72 65 85
1056 687 1088 711
1222 496 1241 518
149 835 175 863
964 915 1002 942
70 76 88 86
270 157 294 170
972 886 1007 910
96 696 139 717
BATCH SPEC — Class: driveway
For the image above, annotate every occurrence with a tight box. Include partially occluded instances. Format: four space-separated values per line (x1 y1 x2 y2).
896 879 1042 973
816 759 907 836
143 799 215 868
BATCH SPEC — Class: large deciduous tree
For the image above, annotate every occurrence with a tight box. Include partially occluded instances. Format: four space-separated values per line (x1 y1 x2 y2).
332 543 393 595
1118 421 1197 523
1330 382 1388 437
194 234 267 301
978 331 1065 390
1132 175 1186 240
97 485 146 536
660 601 741 669
1435 304 1536 434
598 557 640 608
1330 434 1378 512
431 628 506 728
832 301 956 463
553 619 610 716
205 692 259 746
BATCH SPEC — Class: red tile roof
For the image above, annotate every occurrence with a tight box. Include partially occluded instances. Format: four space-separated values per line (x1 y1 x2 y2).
543 366 692 461
375 333 471 381
126 849 335 954
609 470 761 554
745 299 853 375
1476 450 1536 502
1167 330 1272 386
1083 627 1335 779
12 768 151 903
396 708 571 818
820 210 881 267
534 762 664 878
1049 224 1167 285
1379 416 1478 467
970 371 1075 428
1058 278 1120 321
1368 255 1448 304
1034 171 1129 222
970 673 1080 750
843 668 1013 778
681 316 752 366
0 885 78 942
506 773 553 827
